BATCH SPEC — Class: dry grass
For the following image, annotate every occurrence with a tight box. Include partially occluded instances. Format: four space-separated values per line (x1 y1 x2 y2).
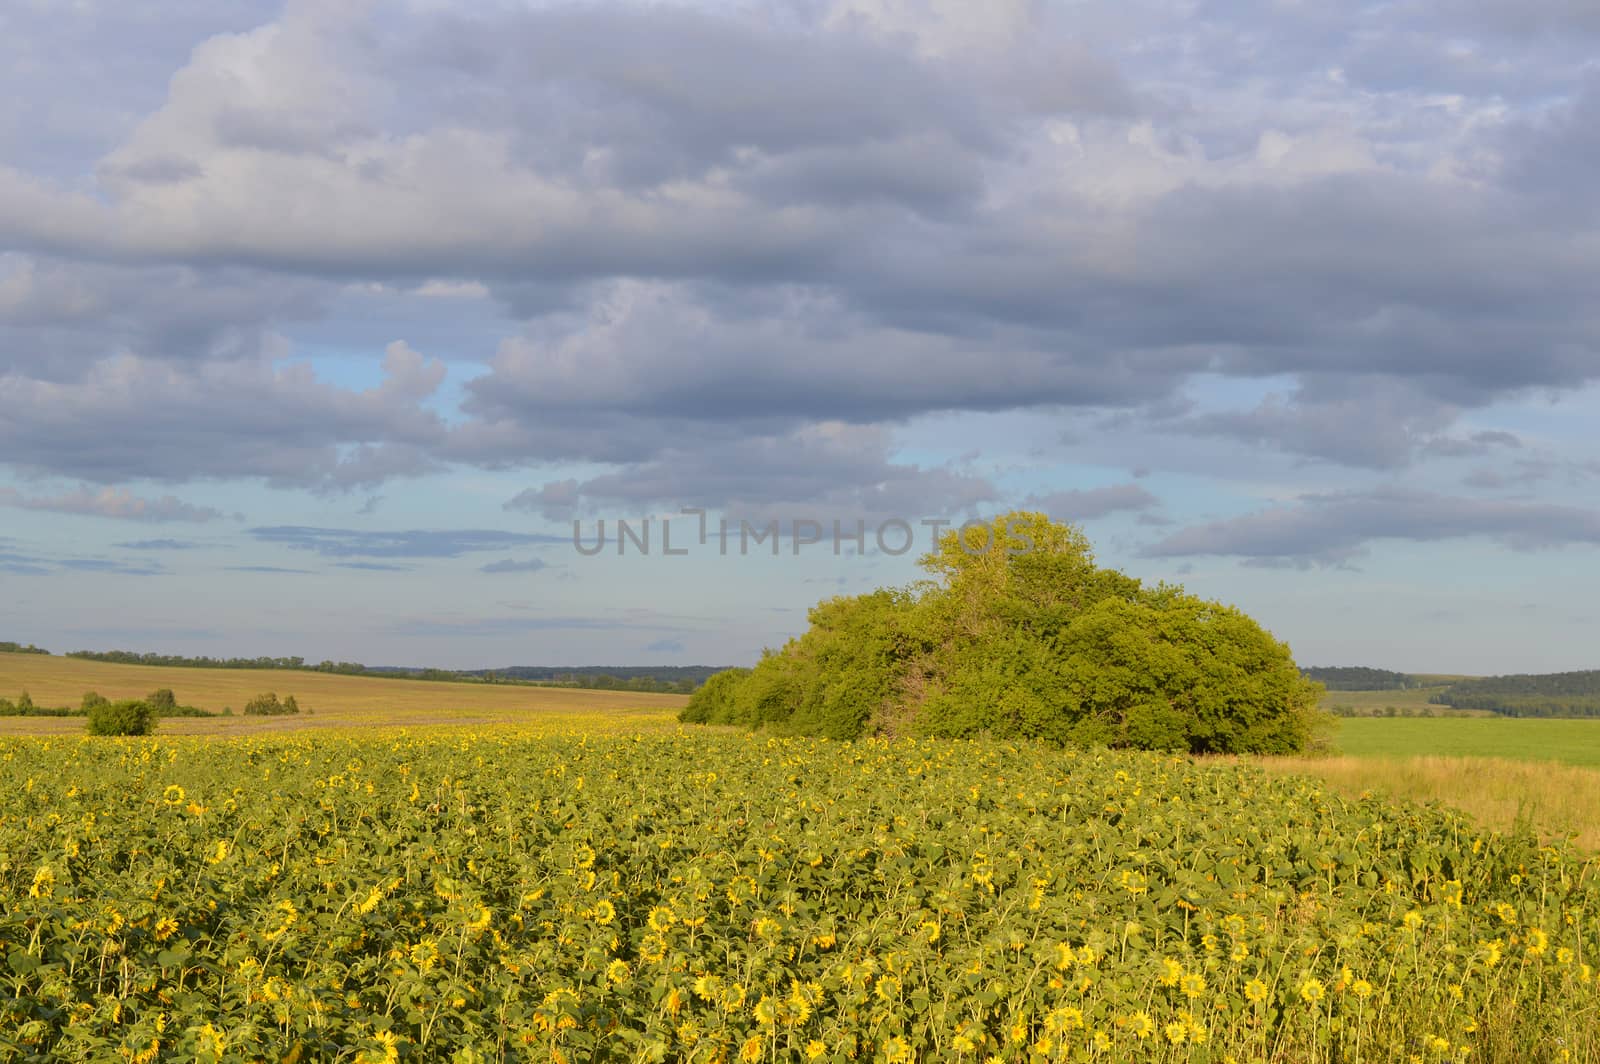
0 652 686 735
1255 754 1600 851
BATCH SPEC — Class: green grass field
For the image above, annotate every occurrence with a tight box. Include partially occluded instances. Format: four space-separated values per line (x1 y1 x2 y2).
1316 684 1495 715
1333 714 1600 766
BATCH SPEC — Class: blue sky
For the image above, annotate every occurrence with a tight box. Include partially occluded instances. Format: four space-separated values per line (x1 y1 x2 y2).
2 0 1598 673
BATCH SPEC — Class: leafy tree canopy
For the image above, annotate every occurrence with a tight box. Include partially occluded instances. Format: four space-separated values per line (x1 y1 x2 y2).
682 512 1326 754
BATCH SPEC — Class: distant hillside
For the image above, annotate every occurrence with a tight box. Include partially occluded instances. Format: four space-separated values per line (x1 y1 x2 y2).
1300 666 1420 691
473 665 727 685
1432 670 1600 718
57 647 725 693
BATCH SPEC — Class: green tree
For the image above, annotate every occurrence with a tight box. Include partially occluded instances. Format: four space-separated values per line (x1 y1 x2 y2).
146 688 178 715
685 511 1326 754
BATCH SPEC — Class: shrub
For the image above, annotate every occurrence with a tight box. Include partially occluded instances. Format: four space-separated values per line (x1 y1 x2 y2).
244 693 302 716
86 699 155 736
245 693 280 715
679 668 753 724
146 688 177 715
82 691 110 711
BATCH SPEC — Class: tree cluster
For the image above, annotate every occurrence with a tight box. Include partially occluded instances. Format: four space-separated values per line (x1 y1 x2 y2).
243 693 302 716
0 691 75 717
1300 666 1417 691
1430 670 1600 717
682 513 1326 754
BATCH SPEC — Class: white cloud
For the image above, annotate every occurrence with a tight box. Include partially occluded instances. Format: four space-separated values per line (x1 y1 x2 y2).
0 486 226 523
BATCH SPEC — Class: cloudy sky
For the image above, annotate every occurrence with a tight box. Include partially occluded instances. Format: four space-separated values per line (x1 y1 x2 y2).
1 0 1597 673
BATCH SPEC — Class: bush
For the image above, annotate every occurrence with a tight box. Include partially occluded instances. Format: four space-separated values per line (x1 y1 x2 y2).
82 691 109 711
86 699 156 736
244 693 302 716
146 688 177 714
680 668 753 724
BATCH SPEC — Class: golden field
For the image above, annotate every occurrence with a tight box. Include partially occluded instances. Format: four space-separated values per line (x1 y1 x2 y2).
1249 715 1600 850
1256 753 1600 851
0 651 686 735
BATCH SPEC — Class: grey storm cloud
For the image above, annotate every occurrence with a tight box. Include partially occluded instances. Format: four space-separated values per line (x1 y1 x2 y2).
0 0 1595 507
0 342 449 489
1444 0 1600 35
505 423 999 523
0 255 328 380
250 526 565 559
1145 488 1600 566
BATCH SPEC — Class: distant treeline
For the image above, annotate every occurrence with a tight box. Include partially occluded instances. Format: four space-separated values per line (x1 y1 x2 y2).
1300 666 1419 691
463 665 722 693
1301 665 1600 718
0 688 217 719
0 641 50 655
67 650 369 673
1430 671 1600 718
57 648 717 694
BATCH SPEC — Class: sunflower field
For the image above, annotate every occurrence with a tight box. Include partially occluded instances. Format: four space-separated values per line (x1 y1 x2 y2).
1 730 1597 1062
